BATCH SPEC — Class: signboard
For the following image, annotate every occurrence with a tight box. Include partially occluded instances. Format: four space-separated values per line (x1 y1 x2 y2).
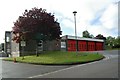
21 41 26 46
7 49 10 53
37 40 43 52
61 42 66 48
6 37 10 42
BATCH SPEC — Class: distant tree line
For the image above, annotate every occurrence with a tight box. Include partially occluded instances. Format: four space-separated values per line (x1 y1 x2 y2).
82 30 120 49
105 36 120 49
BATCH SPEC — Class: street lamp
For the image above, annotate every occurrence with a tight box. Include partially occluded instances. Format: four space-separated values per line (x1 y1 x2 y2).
73 11 77 52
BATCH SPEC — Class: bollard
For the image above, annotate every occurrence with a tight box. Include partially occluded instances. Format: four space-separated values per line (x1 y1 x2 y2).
14 57 16 62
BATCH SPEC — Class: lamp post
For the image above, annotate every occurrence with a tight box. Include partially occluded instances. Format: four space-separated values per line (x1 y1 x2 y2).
73 11 77 52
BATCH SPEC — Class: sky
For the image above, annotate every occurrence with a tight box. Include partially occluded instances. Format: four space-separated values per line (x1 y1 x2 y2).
0 0 119 43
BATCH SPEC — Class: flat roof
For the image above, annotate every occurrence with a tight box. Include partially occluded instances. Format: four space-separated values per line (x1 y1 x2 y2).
62 35 104 42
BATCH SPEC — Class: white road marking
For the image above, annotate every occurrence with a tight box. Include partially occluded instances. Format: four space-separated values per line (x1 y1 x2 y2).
0 57 9 59
28 56 112 78
103 55 110 60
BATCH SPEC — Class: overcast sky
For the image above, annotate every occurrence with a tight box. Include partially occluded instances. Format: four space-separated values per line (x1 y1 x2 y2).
0 0 119 43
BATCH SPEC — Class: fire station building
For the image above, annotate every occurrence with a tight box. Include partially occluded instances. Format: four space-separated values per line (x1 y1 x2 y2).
5 31 105 57
61 35 105 51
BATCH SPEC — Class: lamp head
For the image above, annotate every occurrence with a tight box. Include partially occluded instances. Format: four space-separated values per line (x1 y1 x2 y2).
73 11 77 15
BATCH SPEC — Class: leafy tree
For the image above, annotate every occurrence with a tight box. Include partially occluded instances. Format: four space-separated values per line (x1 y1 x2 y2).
12 7 62 43
95 35 120 49
105 36 115 48
105 36 120 49
82 30 94 38
112 36 120 48
82 30 91 38
95 34 106 40
90 34 94 38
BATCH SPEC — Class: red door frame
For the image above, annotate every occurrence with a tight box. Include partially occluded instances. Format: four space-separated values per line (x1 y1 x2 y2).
96 42 103 51
67 39 103 51
67 40 76 51
78 40 87 51
87 41 95 51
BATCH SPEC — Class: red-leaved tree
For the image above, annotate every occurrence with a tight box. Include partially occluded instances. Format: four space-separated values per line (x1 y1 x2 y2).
12 7 62 43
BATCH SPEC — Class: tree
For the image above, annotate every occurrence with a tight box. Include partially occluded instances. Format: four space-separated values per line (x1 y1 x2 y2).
112 36 120 48
105 36 115 48
82 30 92 38
104 36 120 49
95 34 106 40
12 7 62 43
90 34 94 38
99 35 120 49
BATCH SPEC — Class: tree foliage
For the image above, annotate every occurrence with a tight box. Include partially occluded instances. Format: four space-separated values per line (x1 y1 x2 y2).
82 31 120 49
95 34 106 40
83 30 90 38
82 30 94 38
106 36 120 48
12 7 62 43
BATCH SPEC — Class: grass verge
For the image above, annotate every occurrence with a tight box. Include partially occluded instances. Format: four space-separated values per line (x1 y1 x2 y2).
3 51 104 65
106 48 120 50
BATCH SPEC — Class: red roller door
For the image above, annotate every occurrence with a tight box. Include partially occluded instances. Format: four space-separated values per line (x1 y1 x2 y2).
96 42 103 51
88 41 95 51
78 40 87 51
67 40 76 51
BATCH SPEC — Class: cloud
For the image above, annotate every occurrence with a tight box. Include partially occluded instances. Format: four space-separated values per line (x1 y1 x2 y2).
74 1 118 37
100 4 118 29
86 3 118 37
0 0 119 43
51 0 119 38
61 19 74 29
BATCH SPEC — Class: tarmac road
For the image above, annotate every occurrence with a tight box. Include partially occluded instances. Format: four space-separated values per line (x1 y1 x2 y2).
1 58 70 78
29 50 119 78
1 50 119 78
34 55 118 78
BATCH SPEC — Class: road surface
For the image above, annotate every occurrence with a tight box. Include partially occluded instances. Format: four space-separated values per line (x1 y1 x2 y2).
0 50 119 78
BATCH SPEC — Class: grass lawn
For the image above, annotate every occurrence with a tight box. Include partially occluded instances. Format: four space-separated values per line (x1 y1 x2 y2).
3 51 104 65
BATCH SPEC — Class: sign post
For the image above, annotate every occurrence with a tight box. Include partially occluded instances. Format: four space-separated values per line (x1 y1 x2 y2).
36 40 43 56
21 41 26 60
